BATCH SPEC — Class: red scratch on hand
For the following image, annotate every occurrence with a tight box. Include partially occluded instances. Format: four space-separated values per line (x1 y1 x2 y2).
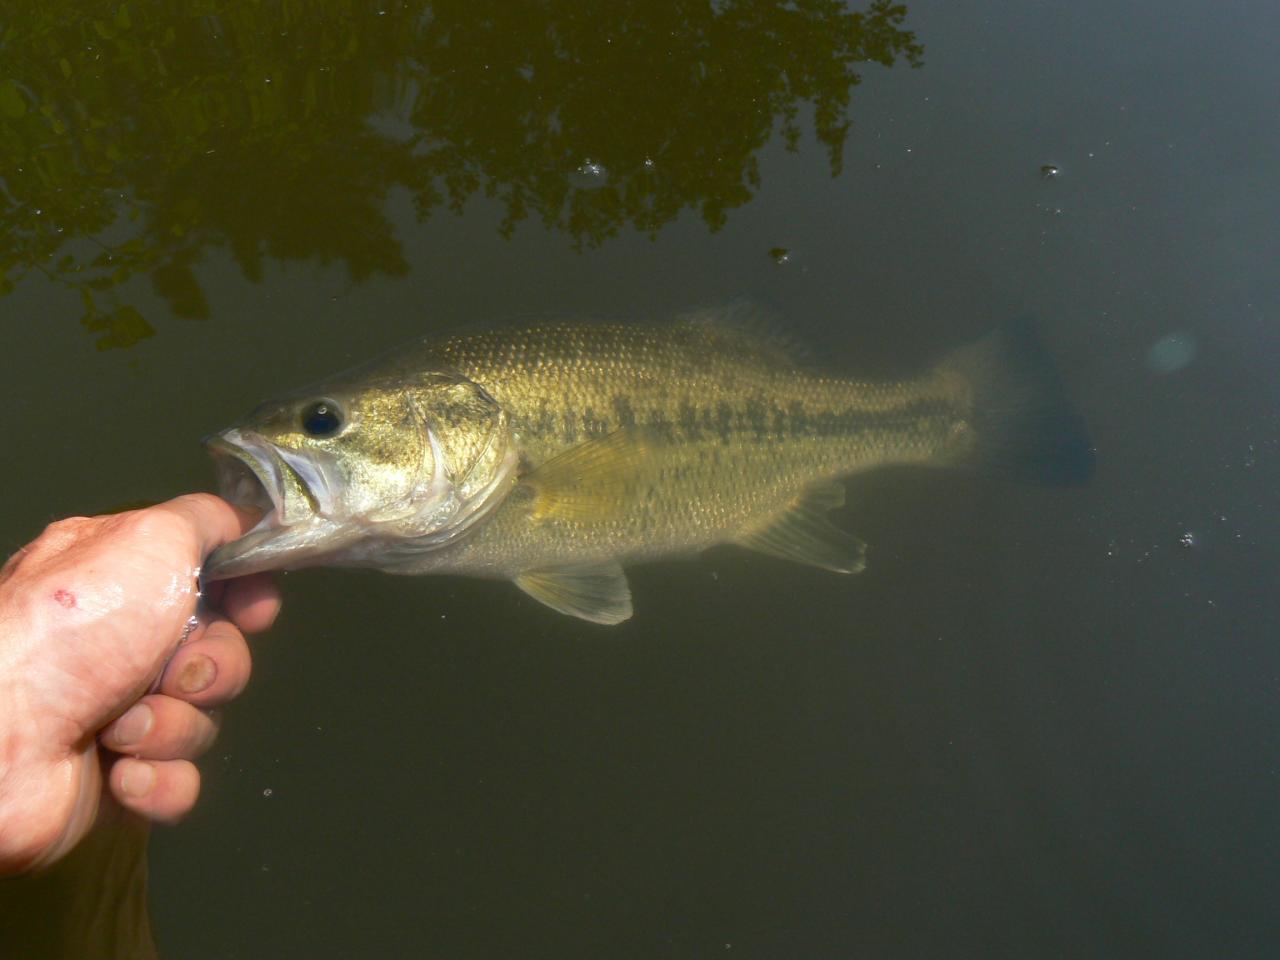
53 589 76 609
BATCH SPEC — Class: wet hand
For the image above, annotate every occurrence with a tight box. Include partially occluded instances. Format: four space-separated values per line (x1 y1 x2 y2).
0 494 280 875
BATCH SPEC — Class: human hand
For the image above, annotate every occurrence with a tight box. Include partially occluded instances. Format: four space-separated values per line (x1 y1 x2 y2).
0 494 280 876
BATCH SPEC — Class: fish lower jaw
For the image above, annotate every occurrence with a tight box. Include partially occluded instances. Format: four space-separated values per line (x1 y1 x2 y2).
202 515 351 580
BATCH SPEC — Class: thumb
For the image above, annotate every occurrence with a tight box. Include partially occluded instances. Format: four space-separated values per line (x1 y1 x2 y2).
152 493 262 561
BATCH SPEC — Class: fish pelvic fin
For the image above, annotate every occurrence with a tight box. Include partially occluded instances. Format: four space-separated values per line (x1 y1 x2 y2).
733 482 867 574
939 319 1095 485
519 428 651 524
515 562 634 624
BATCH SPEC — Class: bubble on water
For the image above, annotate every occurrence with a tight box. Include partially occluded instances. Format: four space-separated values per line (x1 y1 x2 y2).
1146 332 1198 374
262 787 273 798
768 246 791 265
1040 164 1060 179
1178 531 1197 549
571 158 609 188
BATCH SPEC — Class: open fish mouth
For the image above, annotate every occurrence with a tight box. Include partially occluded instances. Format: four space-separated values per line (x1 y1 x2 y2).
205 431 288 534
207 428 337 523
200 426 365 580
202 430 345 580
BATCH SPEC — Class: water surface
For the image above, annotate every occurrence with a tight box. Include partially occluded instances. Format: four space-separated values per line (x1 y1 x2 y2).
2 1 1277 956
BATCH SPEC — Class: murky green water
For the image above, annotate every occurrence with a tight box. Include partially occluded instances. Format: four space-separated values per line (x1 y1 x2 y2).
2 1 1278 956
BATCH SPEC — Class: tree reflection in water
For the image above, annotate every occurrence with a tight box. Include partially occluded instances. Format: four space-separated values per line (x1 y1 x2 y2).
0 0 921 348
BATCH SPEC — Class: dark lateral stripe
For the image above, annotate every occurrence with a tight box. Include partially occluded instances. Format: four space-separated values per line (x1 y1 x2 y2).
517 395 955 445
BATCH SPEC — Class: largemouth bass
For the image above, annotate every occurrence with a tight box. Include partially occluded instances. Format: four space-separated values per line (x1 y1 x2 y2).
204 305 1092 623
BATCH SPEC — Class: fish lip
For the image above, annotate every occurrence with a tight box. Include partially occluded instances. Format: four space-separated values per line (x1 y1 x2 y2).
204 430 286 534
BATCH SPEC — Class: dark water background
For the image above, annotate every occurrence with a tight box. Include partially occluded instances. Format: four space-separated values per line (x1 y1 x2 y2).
2 1 1278 956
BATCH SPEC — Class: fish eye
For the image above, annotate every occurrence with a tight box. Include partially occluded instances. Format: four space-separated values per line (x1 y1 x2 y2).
301 400 343 438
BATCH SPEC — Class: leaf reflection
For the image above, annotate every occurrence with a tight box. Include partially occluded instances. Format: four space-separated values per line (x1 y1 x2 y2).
0 0 922 348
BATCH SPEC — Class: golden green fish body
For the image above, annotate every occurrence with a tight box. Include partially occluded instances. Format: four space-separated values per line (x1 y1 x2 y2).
206 306 1091 623
406 315 969 576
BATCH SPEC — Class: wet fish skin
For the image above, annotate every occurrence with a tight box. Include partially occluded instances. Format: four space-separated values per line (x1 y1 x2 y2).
204 305 1092 623
404 315 965 567
205 363 518 579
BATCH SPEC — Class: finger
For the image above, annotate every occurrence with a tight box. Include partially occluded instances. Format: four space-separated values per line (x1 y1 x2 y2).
108 757 201 824
100 695 220 760
154 493 262 559
222 573 281 634
158 620 252 707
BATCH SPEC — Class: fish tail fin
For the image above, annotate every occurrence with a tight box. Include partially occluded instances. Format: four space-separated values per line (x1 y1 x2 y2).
938 319 1094 485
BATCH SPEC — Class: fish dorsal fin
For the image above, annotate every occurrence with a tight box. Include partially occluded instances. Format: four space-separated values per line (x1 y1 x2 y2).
673 298 814 368
515 562 633 624
520 428 650 524
733 481 867 574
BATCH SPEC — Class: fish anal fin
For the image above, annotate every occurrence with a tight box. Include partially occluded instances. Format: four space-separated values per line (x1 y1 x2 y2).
515 562 634 624
733 482 866 574
520 428 650 524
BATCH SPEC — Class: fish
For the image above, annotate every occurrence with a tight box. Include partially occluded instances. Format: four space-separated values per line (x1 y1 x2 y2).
203 304 1093 623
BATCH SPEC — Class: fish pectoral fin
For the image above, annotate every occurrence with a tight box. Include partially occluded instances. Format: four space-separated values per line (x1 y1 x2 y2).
520 428 651 524
515 562 634 625
733 482 867 574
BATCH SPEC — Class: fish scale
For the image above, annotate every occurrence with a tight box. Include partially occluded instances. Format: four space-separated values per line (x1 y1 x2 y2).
404 319 967 573
205 308 1092 624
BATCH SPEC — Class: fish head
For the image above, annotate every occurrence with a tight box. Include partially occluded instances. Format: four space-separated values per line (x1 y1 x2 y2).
203 368 517 579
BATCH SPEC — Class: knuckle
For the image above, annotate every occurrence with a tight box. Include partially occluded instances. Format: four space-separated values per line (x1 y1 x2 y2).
122 507 190 544
138 698 214 759
159 761 201 819
27 516 93 557
176 704 217 756
41 516 92 539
